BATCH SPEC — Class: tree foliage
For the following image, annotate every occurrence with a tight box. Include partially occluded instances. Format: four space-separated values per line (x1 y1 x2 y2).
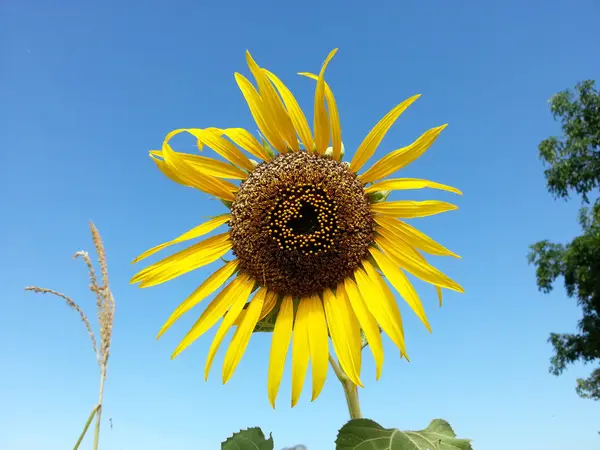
528 80 600 400
538 80 600 202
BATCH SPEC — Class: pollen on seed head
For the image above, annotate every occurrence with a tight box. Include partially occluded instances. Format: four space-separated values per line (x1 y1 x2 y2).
229 152 375 298
268 184 340 256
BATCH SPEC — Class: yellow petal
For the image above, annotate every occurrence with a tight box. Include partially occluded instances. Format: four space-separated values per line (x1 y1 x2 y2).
158 144 239 201
326 87 341 160
306 295 329 401
131 233 232 288
221 128 272 161
342 279 384 380
187 129 254 172
163 128 188 141
260 291 278 319
291 297 311 407
153 145 238 201
355 262 407 358
161 128 246 183
265 70 314 152
151 150 247 180
157 259 239 339
376 234 463 294
322 288 363 387
171 274 252 359
189 127 225 152
149 152 187 186
246 52 299 151
268 296 294 408
411 249 447 308
364 178 462 195
374 215 460 258
349 95 421 173
310 48 338 155
233 290 278 326
203 276 255 380
371 200 458 218
360 124 447 183
298 72 342 160
222 288 266 383
368 247 431 332
133 215 230 264
181 154 247 180
235 72 287 152
159 128 244 192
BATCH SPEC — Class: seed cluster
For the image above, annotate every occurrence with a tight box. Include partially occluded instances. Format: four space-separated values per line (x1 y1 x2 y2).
229 151 375 298
268 184 338 256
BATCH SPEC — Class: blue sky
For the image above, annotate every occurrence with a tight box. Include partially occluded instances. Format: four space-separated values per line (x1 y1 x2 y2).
2 0 599 449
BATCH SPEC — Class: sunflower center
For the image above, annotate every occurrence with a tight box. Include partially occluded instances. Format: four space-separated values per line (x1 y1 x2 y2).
286 201 320 235
229 152 375 298
269 185 338 255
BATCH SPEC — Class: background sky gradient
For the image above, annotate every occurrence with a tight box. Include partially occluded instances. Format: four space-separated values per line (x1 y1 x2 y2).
2 0 599 449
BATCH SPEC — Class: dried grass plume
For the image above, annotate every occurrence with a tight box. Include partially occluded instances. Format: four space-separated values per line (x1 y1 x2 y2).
25 221 115 450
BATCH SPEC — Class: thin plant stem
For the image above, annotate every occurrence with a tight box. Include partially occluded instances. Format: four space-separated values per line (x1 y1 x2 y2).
328 355 362 419
92 369 106 450
73 405 99 450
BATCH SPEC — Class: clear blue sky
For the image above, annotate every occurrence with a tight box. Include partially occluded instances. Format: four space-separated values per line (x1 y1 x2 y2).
2 0 599 449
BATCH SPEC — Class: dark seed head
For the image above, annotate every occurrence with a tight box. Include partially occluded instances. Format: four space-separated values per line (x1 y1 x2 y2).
229 151 375 298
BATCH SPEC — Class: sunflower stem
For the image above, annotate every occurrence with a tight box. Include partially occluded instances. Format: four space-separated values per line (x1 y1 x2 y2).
328 355 362 419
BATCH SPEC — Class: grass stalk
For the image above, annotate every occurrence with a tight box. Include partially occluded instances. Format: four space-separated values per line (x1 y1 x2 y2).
73 404 99 450
26 222 115 450
93 370 106 450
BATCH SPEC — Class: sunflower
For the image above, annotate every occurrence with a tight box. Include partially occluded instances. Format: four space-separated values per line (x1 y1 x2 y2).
131 49 463 407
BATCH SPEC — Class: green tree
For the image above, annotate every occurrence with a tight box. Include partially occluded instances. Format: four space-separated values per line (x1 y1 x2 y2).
528 80 600 400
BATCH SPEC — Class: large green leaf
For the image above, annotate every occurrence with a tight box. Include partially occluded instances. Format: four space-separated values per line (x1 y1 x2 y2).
221 427 274 450
335 418 473 450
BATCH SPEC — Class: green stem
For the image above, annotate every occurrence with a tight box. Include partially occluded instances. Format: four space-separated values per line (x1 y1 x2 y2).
73 405 99 450
329 355 362 419
92 368 106 450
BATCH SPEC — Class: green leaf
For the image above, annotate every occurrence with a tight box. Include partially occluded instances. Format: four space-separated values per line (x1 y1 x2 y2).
227 300 281 333
253 298 284 332
360 327 382 350
368 190 391 203
221 427 274 450
335 418 473 450
260 136 276 158
253 307 279 332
